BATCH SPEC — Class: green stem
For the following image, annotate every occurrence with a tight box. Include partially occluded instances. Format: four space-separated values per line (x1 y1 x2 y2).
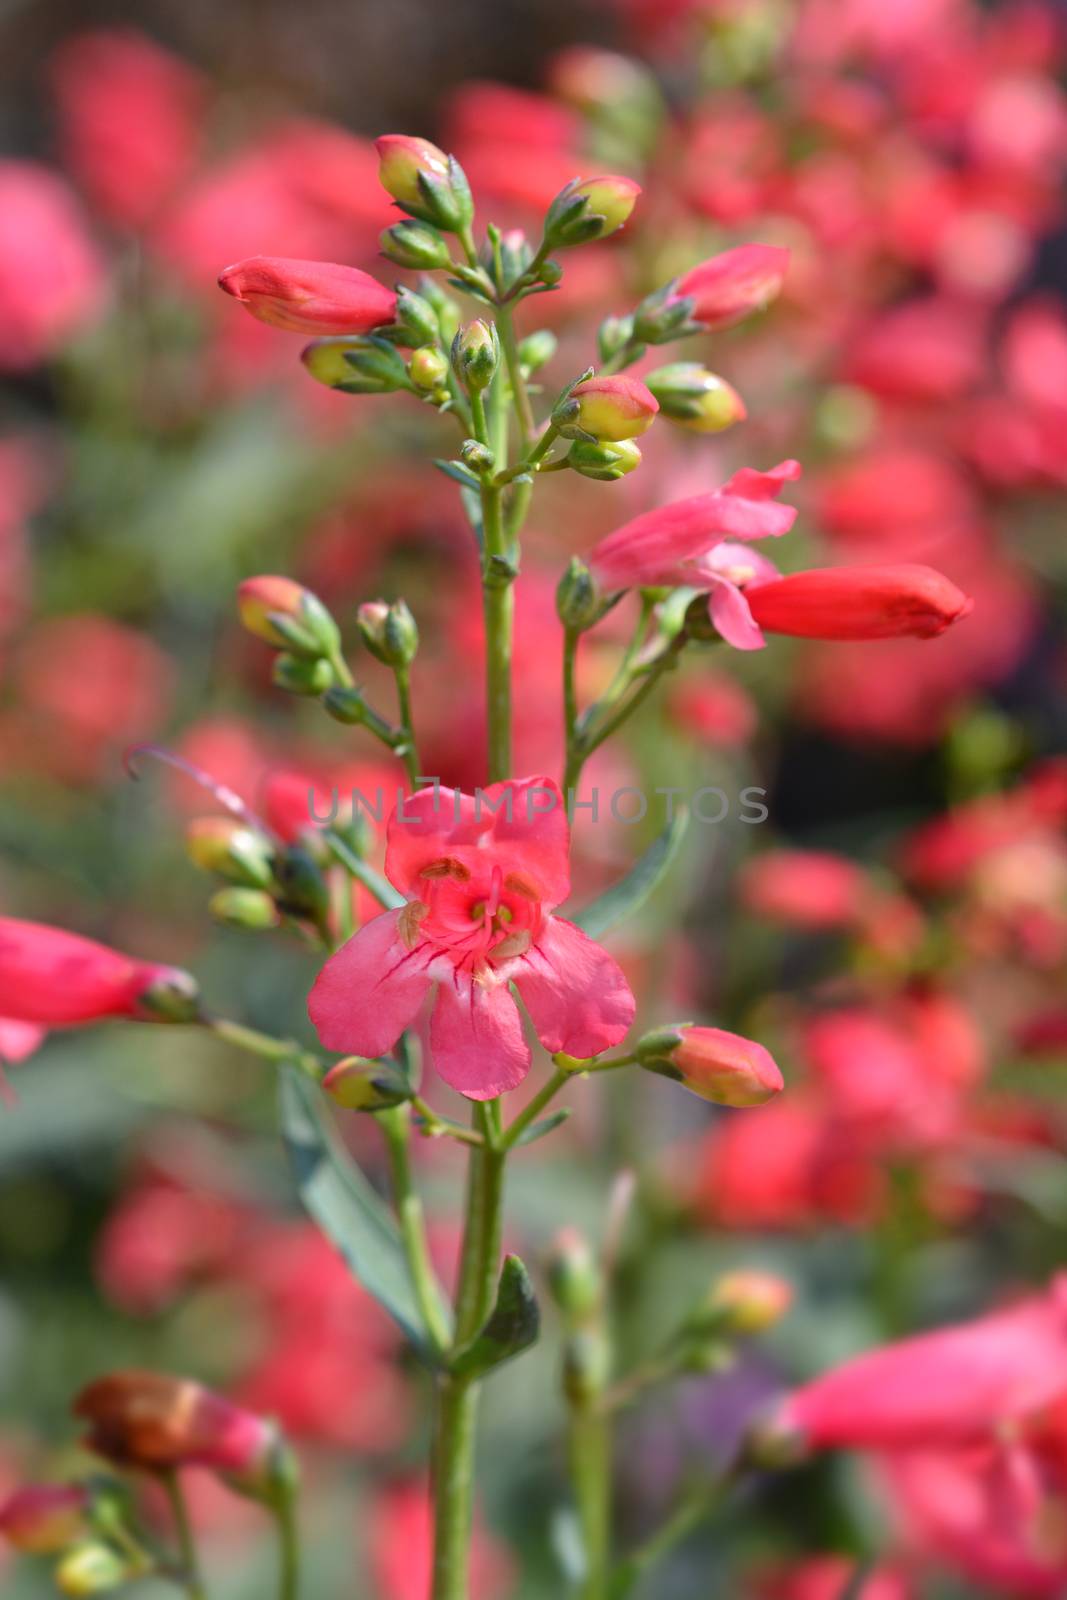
432 1104 506 1600
571 1404 611 1600
503 1063 571 1150
608 1481 718 1600
272 1494 300 1600
380 1106 452 1356
567 634 687 792
496 301 536 446
162 1473 205 1600
209 1018 321 1078
394 664 420 789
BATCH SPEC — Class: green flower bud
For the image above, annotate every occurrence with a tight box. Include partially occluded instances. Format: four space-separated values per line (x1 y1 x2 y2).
323 685 370 725
55 1543 129 1596
645 362 746 432
209 887 283 931
451 319 499 392
274 847 331 926
136 970 201 1024
302 335 409 394
459 438 495 473
323 1057 412 1111
408 345 450 391
518 329 557 372
389 284 440 349
597 314 635 364
556 557 602 631
379 219 452 270
567 437 642 481
272 654 336 696
185 817 275 889
357 599 419 667
416 276 460 344
546 1228 603 1319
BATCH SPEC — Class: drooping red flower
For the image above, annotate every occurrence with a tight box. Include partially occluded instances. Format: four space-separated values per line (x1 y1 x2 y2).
0 919 195 1027
667 244 790 330
309 777 635 1098
745 564 973 640
218 256 397 335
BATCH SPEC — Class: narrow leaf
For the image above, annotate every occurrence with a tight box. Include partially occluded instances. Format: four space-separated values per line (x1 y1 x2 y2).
514 1108 573 1148
451 1254 540 1378
572 807 690 938
432 458 480 491
279 1066 439 1360
323 832 403 910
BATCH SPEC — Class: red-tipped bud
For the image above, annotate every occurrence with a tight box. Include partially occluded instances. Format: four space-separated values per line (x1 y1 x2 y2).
570 175 641 235
645 362 746 432
544 175 642 247
218 256 396 336
708 1271 794 1335
638 1024 783 1106
323 1057 411 1111
746 564 974 641
667 244 790 332
237 575 340 658
375 135 473 234
185 817 275 889
563 375 658 441
74 1372 281 1493
0 1485 89 1554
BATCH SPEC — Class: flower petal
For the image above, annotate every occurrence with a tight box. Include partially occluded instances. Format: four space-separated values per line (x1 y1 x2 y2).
708 580 766 651
308 909 432 1056
429 972 530 1100
512 917 635 1059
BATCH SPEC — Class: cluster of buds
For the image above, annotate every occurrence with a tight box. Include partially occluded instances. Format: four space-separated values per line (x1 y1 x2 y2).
0 1374 296 1595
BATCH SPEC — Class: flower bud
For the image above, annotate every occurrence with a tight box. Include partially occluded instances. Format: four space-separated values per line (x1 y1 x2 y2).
645 363 746 433
209 887 282 931
746 565 974 641
323 1057 412 1111
272 654 336 696
567 437 642 481
375 135 474 234
544 175 641 246
415 277 460 344
563 376 658 441
274 847 331 926
357 599 419 667
452 319 499 393
546 1228 603 1319
379 219 452 270
218 257 396 335
301 335 409 394
409 345 450 391
637 1023 783 1106
665 244 790 333
55 1543 129 1596
323 685 370 726
185 818 275 889
704 1271 794 1336
556 557 601 631
0 1485 89 1554
136 969 201 1025
390 284 441 348
518 329 557 372
236 576 340 659
460 438 495 473
597 315 634 363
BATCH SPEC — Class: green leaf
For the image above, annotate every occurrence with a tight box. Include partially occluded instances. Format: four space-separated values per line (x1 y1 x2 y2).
323 831 403 909
572 806 689 939
279 1066 439 1360
451 1254 540 1378
514 1108 573 1147
432 458 480 491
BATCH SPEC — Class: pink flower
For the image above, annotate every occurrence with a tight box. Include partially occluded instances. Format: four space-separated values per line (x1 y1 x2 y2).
746 564 973 640
0 162 104 370
309 777 635 1099
217 256 397 335
667 244 790 331
739 850 871 929
642 1024 784 1106
48 29 203 229
0 1484 89 1554
0 919 195 1027
74 1372 278 1487
776 1277 1067 1452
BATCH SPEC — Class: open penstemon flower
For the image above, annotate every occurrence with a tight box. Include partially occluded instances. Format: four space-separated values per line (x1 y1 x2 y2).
0 107 977 1600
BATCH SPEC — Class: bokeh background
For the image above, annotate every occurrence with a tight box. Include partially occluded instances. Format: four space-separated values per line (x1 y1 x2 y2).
1 0 1066 1595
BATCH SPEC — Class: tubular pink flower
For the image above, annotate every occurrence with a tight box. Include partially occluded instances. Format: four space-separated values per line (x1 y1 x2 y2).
746 564 974 640
0 918 192 1026
308 777 635 1099
217 255 397 335
667 244 790 331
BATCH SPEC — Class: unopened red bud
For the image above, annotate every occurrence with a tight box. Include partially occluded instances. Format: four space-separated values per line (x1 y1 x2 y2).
409 345 449 391
323 1057 411 1111
638 1024 783 1106
375 135 473 234
55 1543 129 1596
237 576 340 659
379 219 452 271
301 335 409 394
565 375 658 441
0 1485 89 1554
645 363 746 433
746 564 974 641
666 244 789 333
185 817 274 889
545 175 641 247
567 437 642 481
218 257 396 335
